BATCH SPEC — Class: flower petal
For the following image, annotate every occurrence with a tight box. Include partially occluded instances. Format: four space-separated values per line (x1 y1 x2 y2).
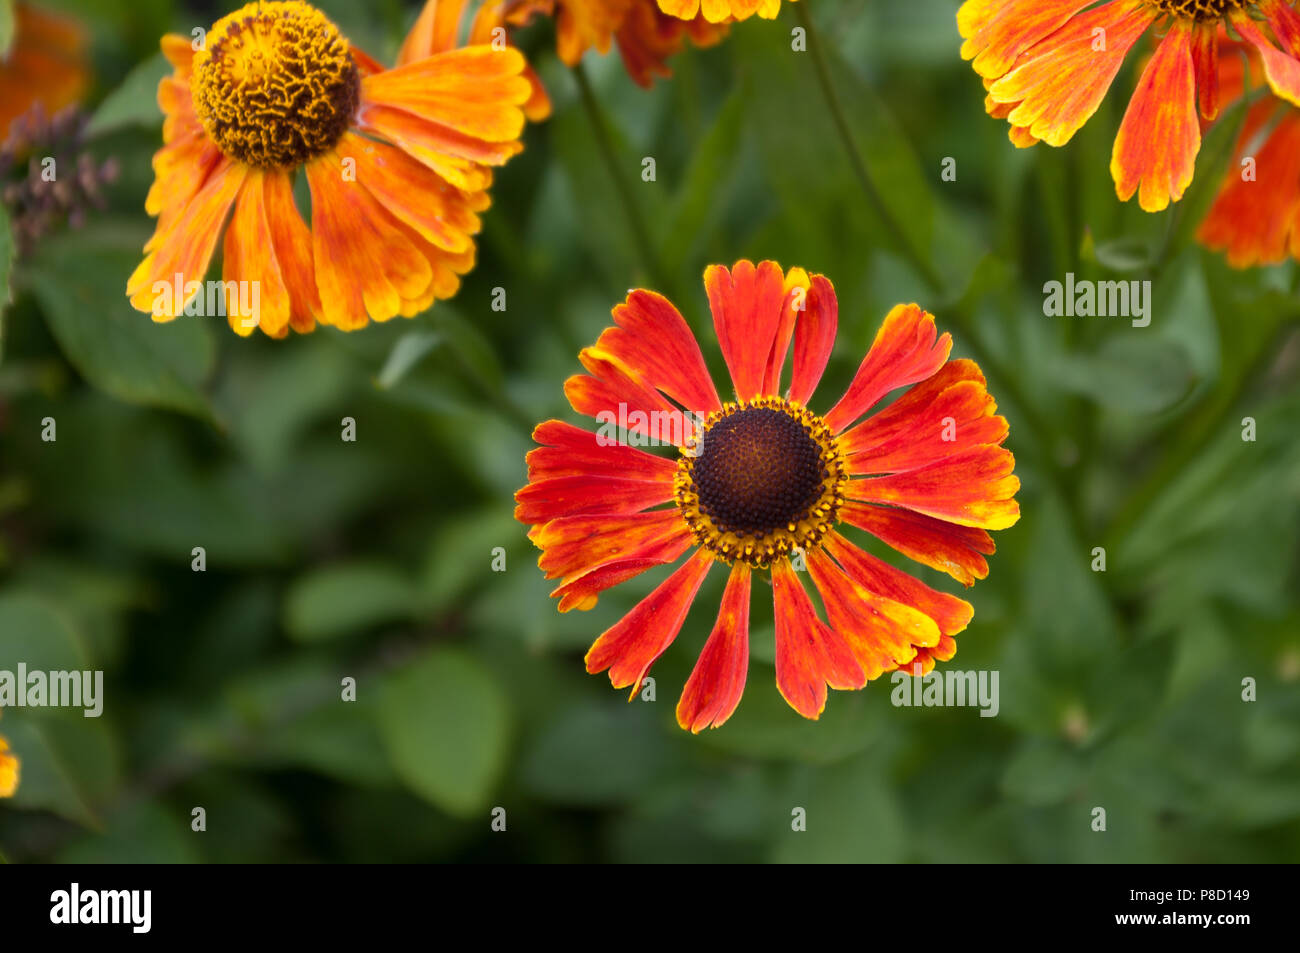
823 304 951 434
564 348 694 444
772 557 865 720
531 508 692 585
847 444 1021 530
585 548 714 694
128 159 246 318
514 475 674 523
551 548 694 612
824 531 973 638
262 169 323 334
839 501 995 587
597 290 722 414
706 259 789 402
787 274 837 407
221 169 291 337
1233 11 1300 108
805 547 937 681
304 154 434 329
958 0 1097 80
1111 22 1199 212
989 0 1156 148
525 420 679 483
677 561 751 732
361 46 531 142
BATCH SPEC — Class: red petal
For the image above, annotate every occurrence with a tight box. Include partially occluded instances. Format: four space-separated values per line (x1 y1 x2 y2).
847 444 1020 530
531 508 692 584
677 562 751 732
772 558 865 720
787 274 838 406
525 420 678 483
824 532 973 638
839 502 994 587
597 290 721 414
823 304 952 434
706 260 788 401
585 549 714 693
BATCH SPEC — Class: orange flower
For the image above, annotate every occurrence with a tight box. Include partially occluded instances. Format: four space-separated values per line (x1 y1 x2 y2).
516 261 1019 731
506 0 729 88
0 2 89 136
0 710 18 798
960 0 1300 212
658 0 795 23
126 1 533 337
1197 38 1300 265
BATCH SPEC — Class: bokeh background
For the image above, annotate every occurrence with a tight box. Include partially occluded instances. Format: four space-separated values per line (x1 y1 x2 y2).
0 0 1298 863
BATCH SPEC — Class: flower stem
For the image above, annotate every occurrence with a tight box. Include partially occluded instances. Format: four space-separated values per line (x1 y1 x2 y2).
795 3 945 295
571 62 672 297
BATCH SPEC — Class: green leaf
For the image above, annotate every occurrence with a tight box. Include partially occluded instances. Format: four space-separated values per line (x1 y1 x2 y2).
24 223 216 418
1052 334 1194 415
4 716 120 827
283 562 418 642
375 329 441 390
376 648 510 817
85 52 170 138
772 755 906 863
520 703 666 806
0 591 90 673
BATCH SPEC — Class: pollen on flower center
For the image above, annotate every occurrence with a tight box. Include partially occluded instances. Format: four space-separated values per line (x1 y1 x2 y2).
1145 0 1248 19
675 398 847 568
191 1 360 169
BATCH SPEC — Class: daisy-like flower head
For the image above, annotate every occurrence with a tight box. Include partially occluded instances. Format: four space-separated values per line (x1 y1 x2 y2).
960 0 1300 212
658 0 796 24
0 709 18 798
127 1 533 337
517 261 1020 731
1197 35 1300 264
505 0 729 88
0 2 89 137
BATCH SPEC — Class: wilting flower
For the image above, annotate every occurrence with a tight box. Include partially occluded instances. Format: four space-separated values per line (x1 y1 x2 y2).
517 261 1019 730
960 0 1300 212
1197 37 1300 265
507 0 729 88
127 1 532 337
0 2 89 138
658 0 796 23
0 710 18 798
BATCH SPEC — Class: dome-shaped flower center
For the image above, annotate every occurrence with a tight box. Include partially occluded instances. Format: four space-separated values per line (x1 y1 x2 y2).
1145 0 1248 19
191 1 360 169
676 398 847 568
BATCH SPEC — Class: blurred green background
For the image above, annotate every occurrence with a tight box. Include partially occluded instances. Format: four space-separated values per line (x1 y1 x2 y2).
0 0 1298 863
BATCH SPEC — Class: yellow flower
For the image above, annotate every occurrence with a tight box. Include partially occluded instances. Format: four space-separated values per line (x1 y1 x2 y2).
126 1 533 337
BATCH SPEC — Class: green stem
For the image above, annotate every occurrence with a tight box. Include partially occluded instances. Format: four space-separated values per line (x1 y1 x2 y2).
795 3 945 295
571 62 672 297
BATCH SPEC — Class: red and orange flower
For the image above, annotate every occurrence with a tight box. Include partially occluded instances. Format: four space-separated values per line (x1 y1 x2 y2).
1197 35 1300 265
960 0 1300 212
0 2 89 138
658 0 796 23
503 0 729 88
126 1 532 337
517 261 1019 731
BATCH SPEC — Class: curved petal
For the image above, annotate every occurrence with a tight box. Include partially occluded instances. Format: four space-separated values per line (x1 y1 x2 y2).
823 303 952 434
551 546 694 612
772 557 865 720
989 0 1156 148
1233 11 1300 107
845 381 1008 475
585 548 714 694
128 159 246 318
706 260 789 402
806 548 936 681
564 348 695 445
1111 22 1199 212
514 476 675 523
787 274 837 406
531 508 692 585
221 169 291 337
846 444 1021 530
397 0 469 64
262 169 323 334
677 561 751 732
525 420 679 483
959 0 1098 80
824 531 973 638
598 290 722 414
839 502 995 587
